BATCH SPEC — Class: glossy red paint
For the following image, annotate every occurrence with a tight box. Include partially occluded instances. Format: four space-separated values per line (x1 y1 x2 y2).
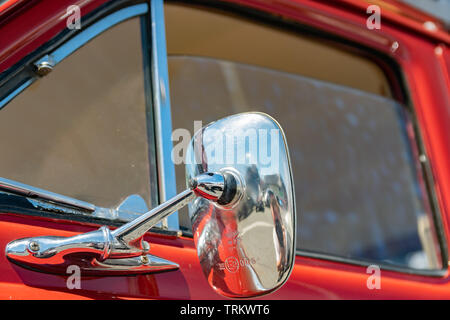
0 0 449 299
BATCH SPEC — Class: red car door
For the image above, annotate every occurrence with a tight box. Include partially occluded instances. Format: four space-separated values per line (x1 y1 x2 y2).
0 0 449 300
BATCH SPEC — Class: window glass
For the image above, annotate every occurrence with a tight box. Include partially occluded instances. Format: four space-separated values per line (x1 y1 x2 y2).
0 17 156 210
165 3 392 98
166 4 442 270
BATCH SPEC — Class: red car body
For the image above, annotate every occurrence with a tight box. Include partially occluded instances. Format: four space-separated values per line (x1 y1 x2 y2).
0 0 449 299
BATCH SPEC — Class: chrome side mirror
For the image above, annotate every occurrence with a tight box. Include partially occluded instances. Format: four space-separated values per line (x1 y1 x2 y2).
5 112 295 298
187 112 296 298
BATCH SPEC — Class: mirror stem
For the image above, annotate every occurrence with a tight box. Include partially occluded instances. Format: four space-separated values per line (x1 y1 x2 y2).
112 171 235 246
112 188 196 244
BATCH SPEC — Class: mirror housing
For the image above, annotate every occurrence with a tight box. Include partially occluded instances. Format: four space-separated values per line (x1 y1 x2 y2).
186 112 296 298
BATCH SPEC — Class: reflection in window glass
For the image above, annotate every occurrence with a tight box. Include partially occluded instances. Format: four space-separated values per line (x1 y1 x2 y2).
169 56 442 270
0 18 156 210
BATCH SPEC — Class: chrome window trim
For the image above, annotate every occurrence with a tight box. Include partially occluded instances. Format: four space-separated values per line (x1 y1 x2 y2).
150 0 179 230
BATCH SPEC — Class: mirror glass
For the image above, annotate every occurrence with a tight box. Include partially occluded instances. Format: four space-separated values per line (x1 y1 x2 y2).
186 112 296 298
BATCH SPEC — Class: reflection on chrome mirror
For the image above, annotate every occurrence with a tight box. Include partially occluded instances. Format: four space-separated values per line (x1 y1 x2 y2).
186 112 296 298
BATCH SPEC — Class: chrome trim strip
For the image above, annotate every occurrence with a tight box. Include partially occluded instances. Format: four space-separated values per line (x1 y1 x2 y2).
150 0 179 230
139 14 160 210
0 177 96 212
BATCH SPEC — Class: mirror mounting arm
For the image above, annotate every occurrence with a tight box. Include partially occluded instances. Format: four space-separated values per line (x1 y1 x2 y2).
5 172 235 276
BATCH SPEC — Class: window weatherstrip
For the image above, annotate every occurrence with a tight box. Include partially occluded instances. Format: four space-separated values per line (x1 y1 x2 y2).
150 0 179 230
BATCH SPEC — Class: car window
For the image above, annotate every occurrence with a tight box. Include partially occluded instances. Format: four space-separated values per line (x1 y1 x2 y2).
165 3 443 270
0 16 157 212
